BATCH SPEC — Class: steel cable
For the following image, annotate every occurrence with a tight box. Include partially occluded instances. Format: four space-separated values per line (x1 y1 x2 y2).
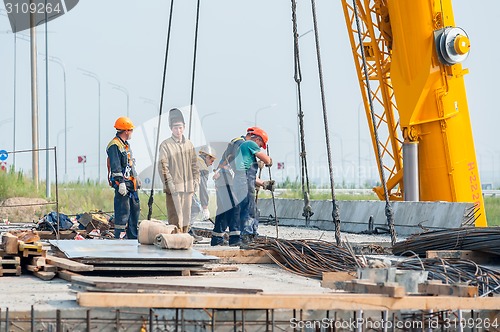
245 237 364 279
396 257 500 296
393 227 500 256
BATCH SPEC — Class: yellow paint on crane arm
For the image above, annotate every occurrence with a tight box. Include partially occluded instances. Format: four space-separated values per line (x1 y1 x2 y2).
386 0 486 226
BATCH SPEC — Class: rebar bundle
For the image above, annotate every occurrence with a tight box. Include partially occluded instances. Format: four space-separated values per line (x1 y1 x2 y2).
396 257 500 296
245 237 364 279
392 227 500 256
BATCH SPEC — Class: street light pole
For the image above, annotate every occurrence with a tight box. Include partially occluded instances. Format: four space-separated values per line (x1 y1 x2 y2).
109 83 130 117
254 103 277 126
79 69 101 182
47 56 68 177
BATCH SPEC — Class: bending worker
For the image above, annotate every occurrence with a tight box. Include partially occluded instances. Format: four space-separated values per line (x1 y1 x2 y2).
233 127 274 244
211 128 255 246
190 145 217 241
106 116 141 239
158 108 199 233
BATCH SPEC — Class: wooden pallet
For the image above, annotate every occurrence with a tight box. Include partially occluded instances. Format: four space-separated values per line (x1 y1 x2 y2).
0 255 21 276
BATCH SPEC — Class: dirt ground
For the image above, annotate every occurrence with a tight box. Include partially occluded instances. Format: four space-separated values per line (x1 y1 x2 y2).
0 197 49 223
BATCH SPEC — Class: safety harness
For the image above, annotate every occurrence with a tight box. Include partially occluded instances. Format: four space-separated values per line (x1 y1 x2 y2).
106 136 138 191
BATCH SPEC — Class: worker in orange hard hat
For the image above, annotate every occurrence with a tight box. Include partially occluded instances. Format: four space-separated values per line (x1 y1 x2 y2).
211 127 256 246
106 116 141 239
233 126 274 245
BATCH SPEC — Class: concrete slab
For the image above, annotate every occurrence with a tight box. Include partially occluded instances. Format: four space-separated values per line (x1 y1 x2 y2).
258 199 473 236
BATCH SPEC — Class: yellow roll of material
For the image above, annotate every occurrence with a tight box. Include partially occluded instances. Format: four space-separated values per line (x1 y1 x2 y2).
138 219 178 245
154 233 193 250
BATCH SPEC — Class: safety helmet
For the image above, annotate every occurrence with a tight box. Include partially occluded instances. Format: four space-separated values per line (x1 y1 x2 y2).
250 127 268 149
199 145 217 159
114 116 135 131
246 127 256 133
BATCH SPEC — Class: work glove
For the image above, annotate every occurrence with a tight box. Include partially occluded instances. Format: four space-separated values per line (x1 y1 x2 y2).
262 180 275 192
118 182 128 196
258 161 265 170
202 208 210 220
265 158 273 168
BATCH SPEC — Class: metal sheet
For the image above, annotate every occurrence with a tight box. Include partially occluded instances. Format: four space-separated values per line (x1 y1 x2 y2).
49 239 218 261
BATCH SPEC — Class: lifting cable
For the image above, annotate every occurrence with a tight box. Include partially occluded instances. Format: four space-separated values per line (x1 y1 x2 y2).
188 0 201 139
290 0 314 227
351 0 397 245
147 0 176 220
310 0 342 246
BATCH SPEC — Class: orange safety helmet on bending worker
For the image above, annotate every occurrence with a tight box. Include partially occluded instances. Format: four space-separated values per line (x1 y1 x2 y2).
248 127 268 149
114 116 135 131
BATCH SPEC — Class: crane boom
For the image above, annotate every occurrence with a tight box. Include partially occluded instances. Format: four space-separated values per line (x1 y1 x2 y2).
341 0 487 227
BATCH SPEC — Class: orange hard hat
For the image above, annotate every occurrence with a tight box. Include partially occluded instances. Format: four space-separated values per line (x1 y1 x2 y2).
114 116 135 131
246 127 256 133
251 127 268 149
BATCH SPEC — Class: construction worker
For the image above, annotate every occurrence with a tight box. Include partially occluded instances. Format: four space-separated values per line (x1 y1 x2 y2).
189 145 217 241
106 116 141 239
158 108 200 233
233 127 274 244
210 128 255 246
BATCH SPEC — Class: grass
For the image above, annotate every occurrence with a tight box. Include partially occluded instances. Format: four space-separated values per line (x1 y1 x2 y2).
1 169 499 225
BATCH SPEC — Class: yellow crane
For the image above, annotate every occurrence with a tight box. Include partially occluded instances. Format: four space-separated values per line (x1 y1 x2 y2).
341 0 487 226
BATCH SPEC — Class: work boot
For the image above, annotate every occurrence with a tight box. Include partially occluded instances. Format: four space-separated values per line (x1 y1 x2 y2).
229 240 242 247
188 229 203 243
241 234 254 245
210 236 225 246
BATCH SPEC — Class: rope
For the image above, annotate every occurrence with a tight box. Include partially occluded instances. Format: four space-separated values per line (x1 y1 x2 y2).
266 145 279 238
310 0 342 246
351 0 397 245
188 0 201 139
290 0 314 226
147 0 176 220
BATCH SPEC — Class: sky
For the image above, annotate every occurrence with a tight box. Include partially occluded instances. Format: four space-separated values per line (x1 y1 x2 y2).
0 0 499 189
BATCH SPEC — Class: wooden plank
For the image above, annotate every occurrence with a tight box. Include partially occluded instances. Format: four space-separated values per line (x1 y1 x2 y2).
1 233 18 254
426 250 494 264
77 293 500 310
206 266 239 272
46 255 94 272
57 269 83 282
43 264 58 273
199 249 278 264
33 271 56 281
71 277 263 295
322 271 355 282
26 265 40 272
418 282 478 297
31 256 46 267
340 280 406 298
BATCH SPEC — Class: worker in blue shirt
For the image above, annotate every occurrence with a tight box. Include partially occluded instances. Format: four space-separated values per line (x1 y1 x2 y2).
233 127 274 245
106 116 141 239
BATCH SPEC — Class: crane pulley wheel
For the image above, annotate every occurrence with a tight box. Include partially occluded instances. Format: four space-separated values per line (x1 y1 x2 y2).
435 27 470 65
